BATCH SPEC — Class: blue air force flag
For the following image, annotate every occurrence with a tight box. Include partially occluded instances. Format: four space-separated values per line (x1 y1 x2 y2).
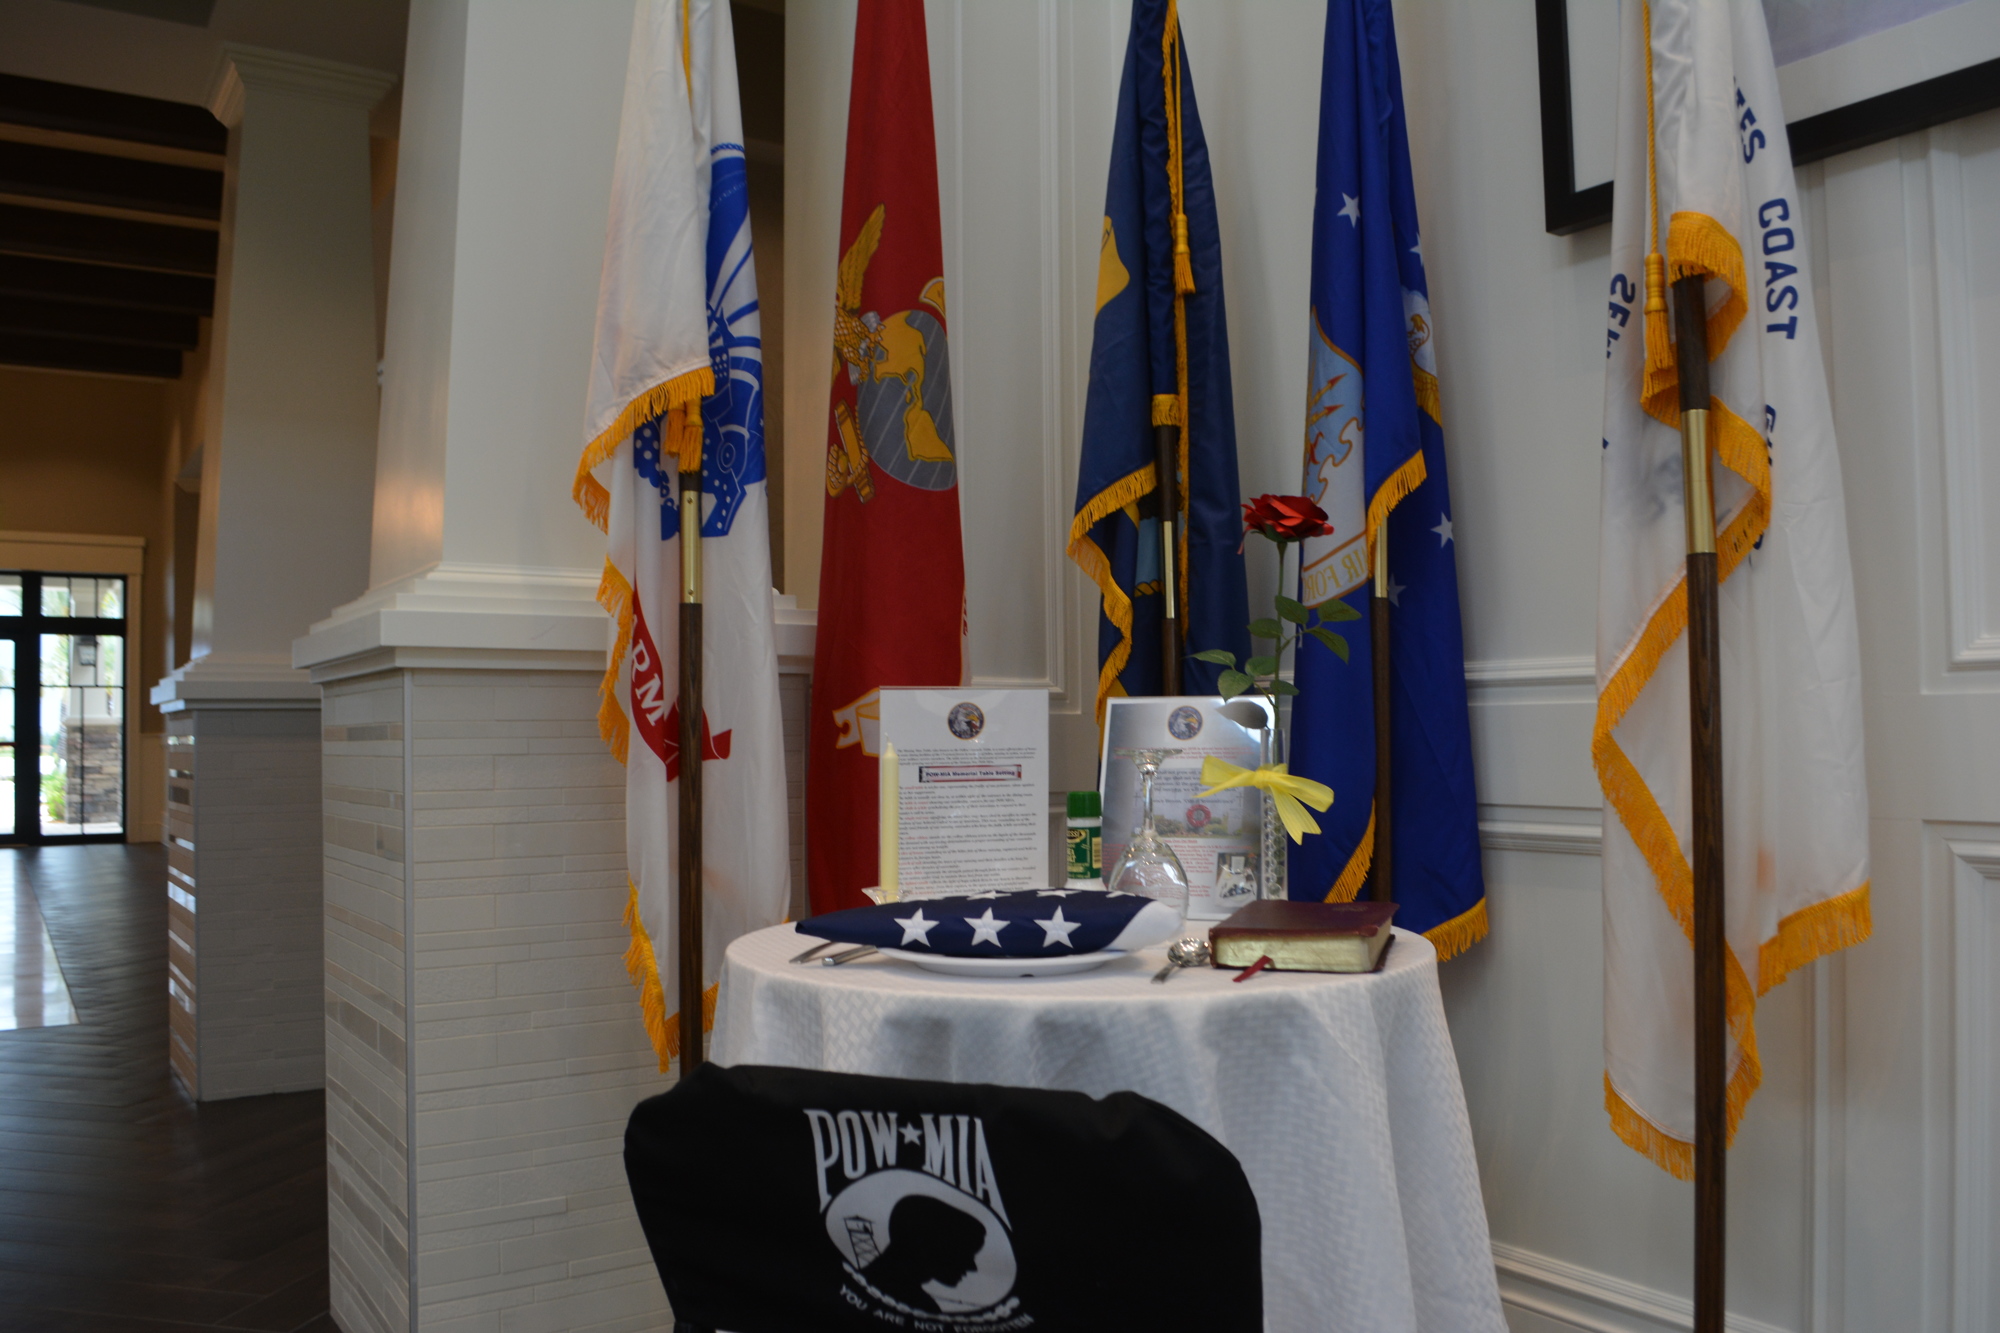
1286 0 1485 957
798 890 1181 959
1067 0 1249 726
577 0 788 1070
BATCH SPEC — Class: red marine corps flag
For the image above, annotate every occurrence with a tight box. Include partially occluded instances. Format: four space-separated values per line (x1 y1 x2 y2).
807 0 966 913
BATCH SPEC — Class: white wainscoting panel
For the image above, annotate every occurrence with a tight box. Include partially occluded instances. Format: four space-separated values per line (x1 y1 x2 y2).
1945 834 2000 1333
1926 117 2000 677
1495 1242 1794 1333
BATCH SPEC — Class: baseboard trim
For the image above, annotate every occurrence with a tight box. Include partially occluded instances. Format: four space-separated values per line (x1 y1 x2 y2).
1494 1243 1794 1333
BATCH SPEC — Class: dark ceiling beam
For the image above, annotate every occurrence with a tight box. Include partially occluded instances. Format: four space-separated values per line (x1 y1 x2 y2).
0 74 225 155
0 295 200 348
0 253 212 314
0 141 221 220
0 203 216 275
0 331 182 378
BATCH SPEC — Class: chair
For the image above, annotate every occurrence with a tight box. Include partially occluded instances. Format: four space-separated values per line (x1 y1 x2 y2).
625 1063 1263 1332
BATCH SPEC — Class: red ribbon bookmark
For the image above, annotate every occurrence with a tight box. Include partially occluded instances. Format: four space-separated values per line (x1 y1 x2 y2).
1233 954 1273 983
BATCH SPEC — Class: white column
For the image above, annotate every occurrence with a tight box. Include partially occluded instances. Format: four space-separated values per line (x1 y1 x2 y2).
293 4 673 1330
152 45 393 1105
162 45 393 701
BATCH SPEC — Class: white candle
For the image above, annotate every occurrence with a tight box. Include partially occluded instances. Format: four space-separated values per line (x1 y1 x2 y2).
879 740 900 903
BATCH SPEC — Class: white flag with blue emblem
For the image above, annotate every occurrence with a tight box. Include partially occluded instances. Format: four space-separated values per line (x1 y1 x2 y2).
1597 0 1870 1176
577 0 787 1072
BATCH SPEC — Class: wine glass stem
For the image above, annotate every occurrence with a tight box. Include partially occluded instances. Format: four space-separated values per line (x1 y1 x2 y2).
1138 764 1158 837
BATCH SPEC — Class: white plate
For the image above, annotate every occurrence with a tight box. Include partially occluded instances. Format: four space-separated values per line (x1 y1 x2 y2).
872 947 1128 977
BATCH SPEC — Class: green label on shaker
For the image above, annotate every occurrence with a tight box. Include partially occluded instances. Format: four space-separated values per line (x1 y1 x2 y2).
1065 824 1102 881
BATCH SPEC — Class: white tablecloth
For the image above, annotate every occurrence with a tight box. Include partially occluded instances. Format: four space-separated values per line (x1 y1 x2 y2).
712 924 1504 1332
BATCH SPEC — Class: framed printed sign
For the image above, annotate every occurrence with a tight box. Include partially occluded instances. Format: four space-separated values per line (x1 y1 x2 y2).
1537 0 2000 234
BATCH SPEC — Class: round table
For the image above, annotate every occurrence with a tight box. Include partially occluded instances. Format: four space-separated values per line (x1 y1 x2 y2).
711 923 1505 1333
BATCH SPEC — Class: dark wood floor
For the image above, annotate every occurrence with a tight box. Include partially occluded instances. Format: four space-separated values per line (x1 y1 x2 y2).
0 845 332 1332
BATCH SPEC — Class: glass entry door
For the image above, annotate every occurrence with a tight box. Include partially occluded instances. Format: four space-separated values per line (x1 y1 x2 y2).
0 572 128 844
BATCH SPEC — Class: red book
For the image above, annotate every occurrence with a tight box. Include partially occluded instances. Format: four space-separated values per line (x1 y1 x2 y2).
1209 901 1397 973
807 0 966 913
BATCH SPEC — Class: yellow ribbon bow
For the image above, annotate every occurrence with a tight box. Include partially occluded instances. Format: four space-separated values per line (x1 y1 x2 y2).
1195 757 1334 844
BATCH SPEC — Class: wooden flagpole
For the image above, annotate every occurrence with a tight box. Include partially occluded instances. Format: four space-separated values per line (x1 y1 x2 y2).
1668 268 1726 1333
1154 423 1182 695
677 461 706 1075
1369 531 1393 903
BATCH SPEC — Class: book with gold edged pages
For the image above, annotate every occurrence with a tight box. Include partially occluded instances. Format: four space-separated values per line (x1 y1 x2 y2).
1209 901 1397 973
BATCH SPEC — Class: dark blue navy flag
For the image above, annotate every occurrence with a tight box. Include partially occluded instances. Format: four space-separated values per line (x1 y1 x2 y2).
798 890 1180 958
1067 0 1249 728
1286 0 1485 957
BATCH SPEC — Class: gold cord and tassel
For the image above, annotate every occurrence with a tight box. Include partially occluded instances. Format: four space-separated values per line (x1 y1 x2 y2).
1161 0 1194 621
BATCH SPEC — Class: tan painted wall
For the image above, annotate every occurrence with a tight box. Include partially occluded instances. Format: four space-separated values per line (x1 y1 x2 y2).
0 365 175 737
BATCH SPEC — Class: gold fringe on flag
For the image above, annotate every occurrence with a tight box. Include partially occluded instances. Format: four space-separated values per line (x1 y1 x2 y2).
1067 465 1157 729
1364 449 1428 565
1412 363 1443 427
623 881 719 1074
1320 805 1489 958
1758 883 1872 994
1605 1047 1761 1182
594 559 636 765
1424 897 1489 961
1323 805 1374 904
572 365 715 532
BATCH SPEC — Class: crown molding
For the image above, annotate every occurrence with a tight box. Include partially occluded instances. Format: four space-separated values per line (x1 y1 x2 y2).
207 43 397 127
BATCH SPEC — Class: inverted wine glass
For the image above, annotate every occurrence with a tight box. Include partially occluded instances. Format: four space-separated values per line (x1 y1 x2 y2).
1109 747 1190 921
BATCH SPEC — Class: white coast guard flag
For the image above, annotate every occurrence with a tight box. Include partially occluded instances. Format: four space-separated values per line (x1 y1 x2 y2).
1597 0 1870 1176
576 0 787 1071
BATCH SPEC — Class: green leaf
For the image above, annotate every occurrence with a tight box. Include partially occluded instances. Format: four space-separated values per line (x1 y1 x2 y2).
1311 628 1351 662
1275 595 1310 625
1245 654 1280 677
1218 670 1253 699
1191 648 1237 667
1267 679 1301 696
1313 598 1362 623
1247 617 1283 640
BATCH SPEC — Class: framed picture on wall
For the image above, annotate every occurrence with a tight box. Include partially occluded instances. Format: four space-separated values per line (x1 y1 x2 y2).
1536 0 2000 235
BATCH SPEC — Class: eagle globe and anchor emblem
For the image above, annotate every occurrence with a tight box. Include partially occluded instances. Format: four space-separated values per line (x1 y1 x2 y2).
827 203 957 501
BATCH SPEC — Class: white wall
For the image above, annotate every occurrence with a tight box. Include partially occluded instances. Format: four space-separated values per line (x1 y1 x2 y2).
784 3 2000 1330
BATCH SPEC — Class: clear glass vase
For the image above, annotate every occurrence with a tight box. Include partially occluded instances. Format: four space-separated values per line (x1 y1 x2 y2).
1259 720 1288 900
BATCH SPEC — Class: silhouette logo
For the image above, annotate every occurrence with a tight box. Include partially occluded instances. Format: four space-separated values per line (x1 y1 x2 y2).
807 1108 1024 1325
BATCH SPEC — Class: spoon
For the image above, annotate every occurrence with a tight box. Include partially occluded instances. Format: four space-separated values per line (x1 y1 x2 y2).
1151 937 1211 984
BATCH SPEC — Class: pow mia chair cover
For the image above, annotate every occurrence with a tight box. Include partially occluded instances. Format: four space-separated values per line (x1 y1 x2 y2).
625 1064 1262 1332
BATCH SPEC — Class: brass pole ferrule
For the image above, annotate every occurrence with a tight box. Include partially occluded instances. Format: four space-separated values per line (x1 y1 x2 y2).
680 479 702 603
1681 409 1716 555
1372 524 1389 596
1160 518 1178 620
1644 252 1668 315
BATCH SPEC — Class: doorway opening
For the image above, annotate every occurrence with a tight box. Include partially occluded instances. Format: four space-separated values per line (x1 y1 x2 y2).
0 572 128 845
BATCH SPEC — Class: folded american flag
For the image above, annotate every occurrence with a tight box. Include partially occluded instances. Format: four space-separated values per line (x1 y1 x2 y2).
796 889 1181 958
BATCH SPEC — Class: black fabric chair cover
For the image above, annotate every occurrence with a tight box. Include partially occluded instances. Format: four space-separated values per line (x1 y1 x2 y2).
625 1063 1262 1332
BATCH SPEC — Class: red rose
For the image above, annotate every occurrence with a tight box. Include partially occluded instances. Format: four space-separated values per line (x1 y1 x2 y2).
1240 493 1333 544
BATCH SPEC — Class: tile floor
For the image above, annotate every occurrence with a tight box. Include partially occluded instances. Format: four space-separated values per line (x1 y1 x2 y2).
0 863 77 1029
0 845 333 1332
